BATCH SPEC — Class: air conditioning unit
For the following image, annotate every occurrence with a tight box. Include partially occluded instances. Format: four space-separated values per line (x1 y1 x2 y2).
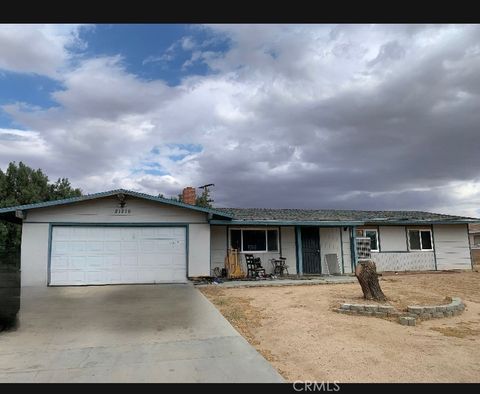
356 237 371 260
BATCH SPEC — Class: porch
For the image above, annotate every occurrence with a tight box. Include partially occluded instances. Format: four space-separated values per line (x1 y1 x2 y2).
210 225 360 278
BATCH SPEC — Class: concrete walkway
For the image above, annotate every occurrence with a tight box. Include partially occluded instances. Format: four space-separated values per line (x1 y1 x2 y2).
0 284 283 383
198 275 356 288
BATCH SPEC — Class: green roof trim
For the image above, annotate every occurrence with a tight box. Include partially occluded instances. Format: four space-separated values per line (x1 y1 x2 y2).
0 189 234 219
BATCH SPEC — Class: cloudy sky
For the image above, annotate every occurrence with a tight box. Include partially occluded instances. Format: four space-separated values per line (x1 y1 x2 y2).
0 24 479 216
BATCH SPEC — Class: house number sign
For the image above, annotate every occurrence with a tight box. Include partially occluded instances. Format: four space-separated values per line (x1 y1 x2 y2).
113 208 131 215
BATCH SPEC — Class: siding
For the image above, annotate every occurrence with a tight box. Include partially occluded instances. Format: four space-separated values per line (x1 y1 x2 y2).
319 227 342 274
21 223 50 286
379 226 407 251
25 196 207 224
371 252 435 272
188 223 211 277
211 226 227 274
341 228 352 273
433 224 472 270
281 227 297 275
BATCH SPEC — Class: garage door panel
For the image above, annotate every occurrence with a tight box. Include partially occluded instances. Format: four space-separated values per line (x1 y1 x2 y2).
85 241 103 252
70 256 86 269
105 241 121 252
50 226 186 285
122 241 137 252
51 256 68 269
52 241 69 254
70 242 85 253
105 228 122 240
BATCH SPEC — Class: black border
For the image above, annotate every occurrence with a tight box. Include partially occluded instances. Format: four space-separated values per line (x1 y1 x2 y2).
1 1 480 23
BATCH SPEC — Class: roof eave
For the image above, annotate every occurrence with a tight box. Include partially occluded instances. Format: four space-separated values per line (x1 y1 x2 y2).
0 189 234 220
209 219 365 226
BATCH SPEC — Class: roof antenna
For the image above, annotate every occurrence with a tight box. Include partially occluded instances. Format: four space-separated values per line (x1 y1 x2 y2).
198 184 215 204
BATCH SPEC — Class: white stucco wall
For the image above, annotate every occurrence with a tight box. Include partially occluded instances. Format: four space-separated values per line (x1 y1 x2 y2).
433 224 472 270
20 196 211 286
21 223 50 287
379 226 408 251
188 223 211 277
210 226 227 274
319 227 343 274
341 227 352 273
280 227 297 275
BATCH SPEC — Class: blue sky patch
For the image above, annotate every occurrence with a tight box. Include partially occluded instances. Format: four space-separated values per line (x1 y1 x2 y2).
76 24 230 86
0 71 63 128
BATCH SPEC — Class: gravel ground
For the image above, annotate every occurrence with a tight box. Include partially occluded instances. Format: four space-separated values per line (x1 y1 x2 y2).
200 271 480 383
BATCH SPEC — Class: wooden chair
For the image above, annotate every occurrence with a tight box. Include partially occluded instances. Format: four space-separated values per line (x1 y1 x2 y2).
244 254 266 278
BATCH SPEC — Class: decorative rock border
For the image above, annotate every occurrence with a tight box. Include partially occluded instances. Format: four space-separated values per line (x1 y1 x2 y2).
335 297 466 326
335 303 400 318
406 297 465 320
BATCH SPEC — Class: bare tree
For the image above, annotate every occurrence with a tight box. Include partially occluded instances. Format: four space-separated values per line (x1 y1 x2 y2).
355 260 387 301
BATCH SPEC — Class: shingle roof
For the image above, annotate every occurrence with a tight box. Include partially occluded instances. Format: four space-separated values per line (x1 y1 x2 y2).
215 208 479 224
0 188 478 225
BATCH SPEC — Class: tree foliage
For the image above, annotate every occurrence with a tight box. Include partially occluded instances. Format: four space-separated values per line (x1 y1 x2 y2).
195 187 213 208
0 162 82 253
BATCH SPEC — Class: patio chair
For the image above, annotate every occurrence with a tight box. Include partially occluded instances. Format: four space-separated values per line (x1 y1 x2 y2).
244 254 266 279
270 257 289 276
278 257 289 276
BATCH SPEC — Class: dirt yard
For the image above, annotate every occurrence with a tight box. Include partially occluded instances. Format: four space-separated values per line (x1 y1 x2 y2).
199 271 480 383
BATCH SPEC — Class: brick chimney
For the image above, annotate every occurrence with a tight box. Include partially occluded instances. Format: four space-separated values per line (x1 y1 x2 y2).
182 187 196 205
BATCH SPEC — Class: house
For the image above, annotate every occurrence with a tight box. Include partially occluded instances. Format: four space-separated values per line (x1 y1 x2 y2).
0 188 478 287
468 223 480 266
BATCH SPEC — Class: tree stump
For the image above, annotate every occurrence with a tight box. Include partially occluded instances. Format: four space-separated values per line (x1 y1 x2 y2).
355 260 387 301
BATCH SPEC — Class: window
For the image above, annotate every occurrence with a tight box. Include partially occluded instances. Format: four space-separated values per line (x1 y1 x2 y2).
408 229 433 251
474 235 480 246
243 230 266 251
229 228 279 252
356 229 379 252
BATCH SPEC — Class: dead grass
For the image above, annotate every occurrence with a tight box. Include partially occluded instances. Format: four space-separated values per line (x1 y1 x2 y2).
430 321 480 338
199 271 480 383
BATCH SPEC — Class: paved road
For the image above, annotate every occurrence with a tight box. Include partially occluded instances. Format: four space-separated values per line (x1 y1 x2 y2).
0 284 283 382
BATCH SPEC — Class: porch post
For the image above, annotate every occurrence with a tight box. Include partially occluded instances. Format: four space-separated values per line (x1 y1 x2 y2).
351 226 358 272
295 226 303 275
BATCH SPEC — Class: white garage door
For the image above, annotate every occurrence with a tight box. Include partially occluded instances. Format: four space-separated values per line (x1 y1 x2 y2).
49 226 187 285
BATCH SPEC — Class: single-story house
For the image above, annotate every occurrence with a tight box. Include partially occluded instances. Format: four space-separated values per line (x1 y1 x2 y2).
0 188 478 287
468 223 480 265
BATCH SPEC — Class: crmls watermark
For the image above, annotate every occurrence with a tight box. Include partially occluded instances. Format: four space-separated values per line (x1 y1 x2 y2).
292 381 341 392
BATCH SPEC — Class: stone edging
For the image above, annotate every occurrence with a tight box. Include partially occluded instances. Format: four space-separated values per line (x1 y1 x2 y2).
406 297 465 320
335 303 399 318
335 297 465 326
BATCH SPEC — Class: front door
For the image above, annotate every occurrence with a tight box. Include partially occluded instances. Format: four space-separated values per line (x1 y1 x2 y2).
301 227 321 274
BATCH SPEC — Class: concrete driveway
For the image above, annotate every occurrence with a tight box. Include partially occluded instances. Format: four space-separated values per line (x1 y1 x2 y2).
0 284 283 383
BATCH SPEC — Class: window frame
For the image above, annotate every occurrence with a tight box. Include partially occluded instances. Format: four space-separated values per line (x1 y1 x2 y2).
473 234 480 246
407 228 433 251
356 228 380 252
229 227 279 253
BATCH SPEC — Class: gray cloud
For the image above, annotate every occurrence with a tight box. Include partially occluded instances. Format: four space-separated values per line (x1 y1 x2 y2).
1 24 480 217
